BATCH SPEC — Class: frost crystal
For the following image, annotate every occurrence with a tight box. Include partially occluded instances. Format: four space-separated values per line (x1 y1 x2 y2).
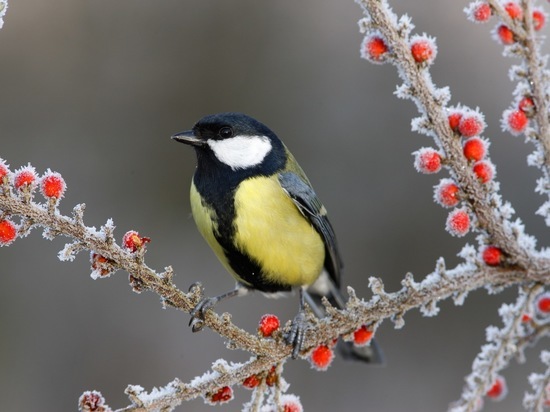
420 299 440 317
58 242 84 262
0 0 7 29
397 14 414 36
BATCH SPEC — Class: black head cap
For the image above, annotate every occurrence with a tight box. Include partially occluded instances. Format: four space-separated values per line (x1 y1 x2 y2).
172 112 279 146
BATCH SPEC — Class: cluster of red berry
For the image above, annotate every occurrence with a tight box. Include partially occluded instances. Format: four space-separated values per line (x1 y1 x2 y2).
467 1 545 44
467 1 543 136
361 31 437 66
0 160 66 246
205 314 375 407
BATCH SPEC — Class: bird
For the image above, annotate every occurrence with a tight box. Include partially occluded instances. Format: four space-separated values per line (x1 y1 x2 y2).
172 112 382 362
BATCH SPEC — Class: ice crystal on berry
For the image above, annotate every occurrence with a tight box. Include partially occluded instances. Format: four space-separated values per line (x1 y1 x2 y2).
413 147 442 174
458 110 486 137
309 344 334 371
503 108 529 135
410 34 437 64
434 178 460 208
40 170 67 199
14 164 37 190
361 32 390 64
0 219 17 246
446 208 471 237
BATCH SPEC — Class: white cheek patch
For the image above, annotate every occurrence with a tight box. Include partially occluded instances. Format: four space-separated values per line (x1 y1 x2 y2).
207 135 272 170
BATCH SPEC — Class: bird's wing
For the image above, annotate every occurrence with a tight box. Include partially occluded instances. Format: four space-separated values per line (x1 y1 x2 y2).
278 171 343 287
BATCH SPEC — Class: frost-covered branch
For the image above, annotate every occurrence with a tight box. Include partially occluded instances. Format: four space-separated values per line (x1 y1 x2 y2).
524 350 550 410
356 0 550 409
1 158 549 410
450 286 542 411
358 0 539 269
2 0 550 410
0 0 7 30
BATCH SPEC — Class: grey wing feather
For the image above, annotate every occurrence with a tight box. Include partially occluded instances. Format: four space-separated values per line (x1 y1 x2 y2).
278 172 343 287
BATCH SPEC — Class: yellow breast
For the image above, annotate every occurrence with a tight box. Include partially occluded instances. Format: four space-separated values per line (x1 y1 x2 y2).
233 175 325 287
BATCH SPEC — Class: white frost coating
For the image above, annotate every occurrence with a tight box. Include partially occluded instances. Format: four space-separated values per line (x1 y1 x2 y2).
207 135 272 170
134 383 180 406
58 241 82 262
189 358 245 389
0 0 7 29
99 218 115 240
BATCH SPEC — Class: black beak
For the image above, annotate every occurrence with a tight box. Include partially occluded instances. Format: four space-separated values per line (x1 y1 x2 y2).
171 130 205 147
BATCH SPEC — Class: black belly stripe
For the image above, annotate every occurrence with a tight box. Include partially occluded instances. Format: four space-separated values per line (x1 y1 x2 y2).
192 141 290 293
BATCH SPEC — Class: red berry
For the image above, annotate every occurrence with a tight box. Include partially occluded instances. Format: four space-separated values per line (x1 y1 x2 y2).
506 109 528 134
265 365 278 387
482 246 503 266
463 137 487 162
497 25 515 45
458 113 485 137
90 252 115 278
208 386 233 404
40 171 66 199
521 313 532 323
0 219 17 246
536 292 550 314
504 2 523 20
258 314 280 337
486 375 507 401
353 325 374 346
78 390 109 412
410 37 436 64
533 10 546 31
448 111 463 132
473 160 494 183
0 160 9 181
309 344 334 371
242 374 261 389
435 179 460 208
414 148 442 174
518 96 535 116
14 165 37 190
473 3 492 22
122 230 151 253
446 208 471 237
281 395 303 412
361 34 389 63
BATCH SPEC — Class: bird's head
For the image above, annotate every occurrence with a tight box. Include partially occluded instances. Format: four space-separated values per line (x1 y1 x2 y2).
172 112 284 171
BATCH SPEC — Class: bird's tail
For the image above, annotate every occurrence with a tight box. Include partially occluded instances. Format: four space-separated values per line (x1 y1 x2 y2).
306 276 384 364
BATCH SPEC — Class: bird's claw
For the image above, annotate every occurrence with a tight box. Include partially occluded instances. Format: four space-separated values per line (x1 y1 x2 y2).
285 310 307 359
188 281 204 294
189 316 205 333
188 296 219 332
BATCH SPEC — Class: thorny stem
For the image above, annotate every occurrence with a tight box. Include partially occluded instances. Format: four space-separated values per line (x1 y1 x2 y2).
489 0 550 193
115 356 277 412
1 172 549 409
531 361 550 411
1 1 549 409
358 0 538 271
454 285 542 411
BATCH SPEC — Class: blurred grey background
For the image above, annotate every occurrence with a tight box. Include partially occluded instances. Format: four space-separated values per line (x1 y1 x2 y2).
0 0 548 410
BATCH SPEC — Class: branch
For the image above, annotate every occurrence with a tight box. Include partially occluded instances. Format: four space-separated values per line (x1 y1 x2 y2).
524 350 550 409
451 285 542 411
1 160 549 410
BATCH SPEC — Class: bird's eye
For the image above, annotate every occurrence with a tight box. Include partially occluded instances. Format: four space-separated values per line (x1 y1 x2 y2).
218 127 233 139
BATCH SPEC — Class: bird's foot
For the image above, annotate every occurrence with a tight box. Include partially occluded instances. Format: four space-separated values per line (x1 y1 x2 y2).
189 295 221 332
285 310 308 359
187 282 219 333
187 283 248 333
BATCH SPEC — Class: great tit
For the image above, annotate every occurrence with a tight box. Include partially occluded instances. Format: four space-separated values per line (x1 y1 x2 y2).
172 112 381 362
